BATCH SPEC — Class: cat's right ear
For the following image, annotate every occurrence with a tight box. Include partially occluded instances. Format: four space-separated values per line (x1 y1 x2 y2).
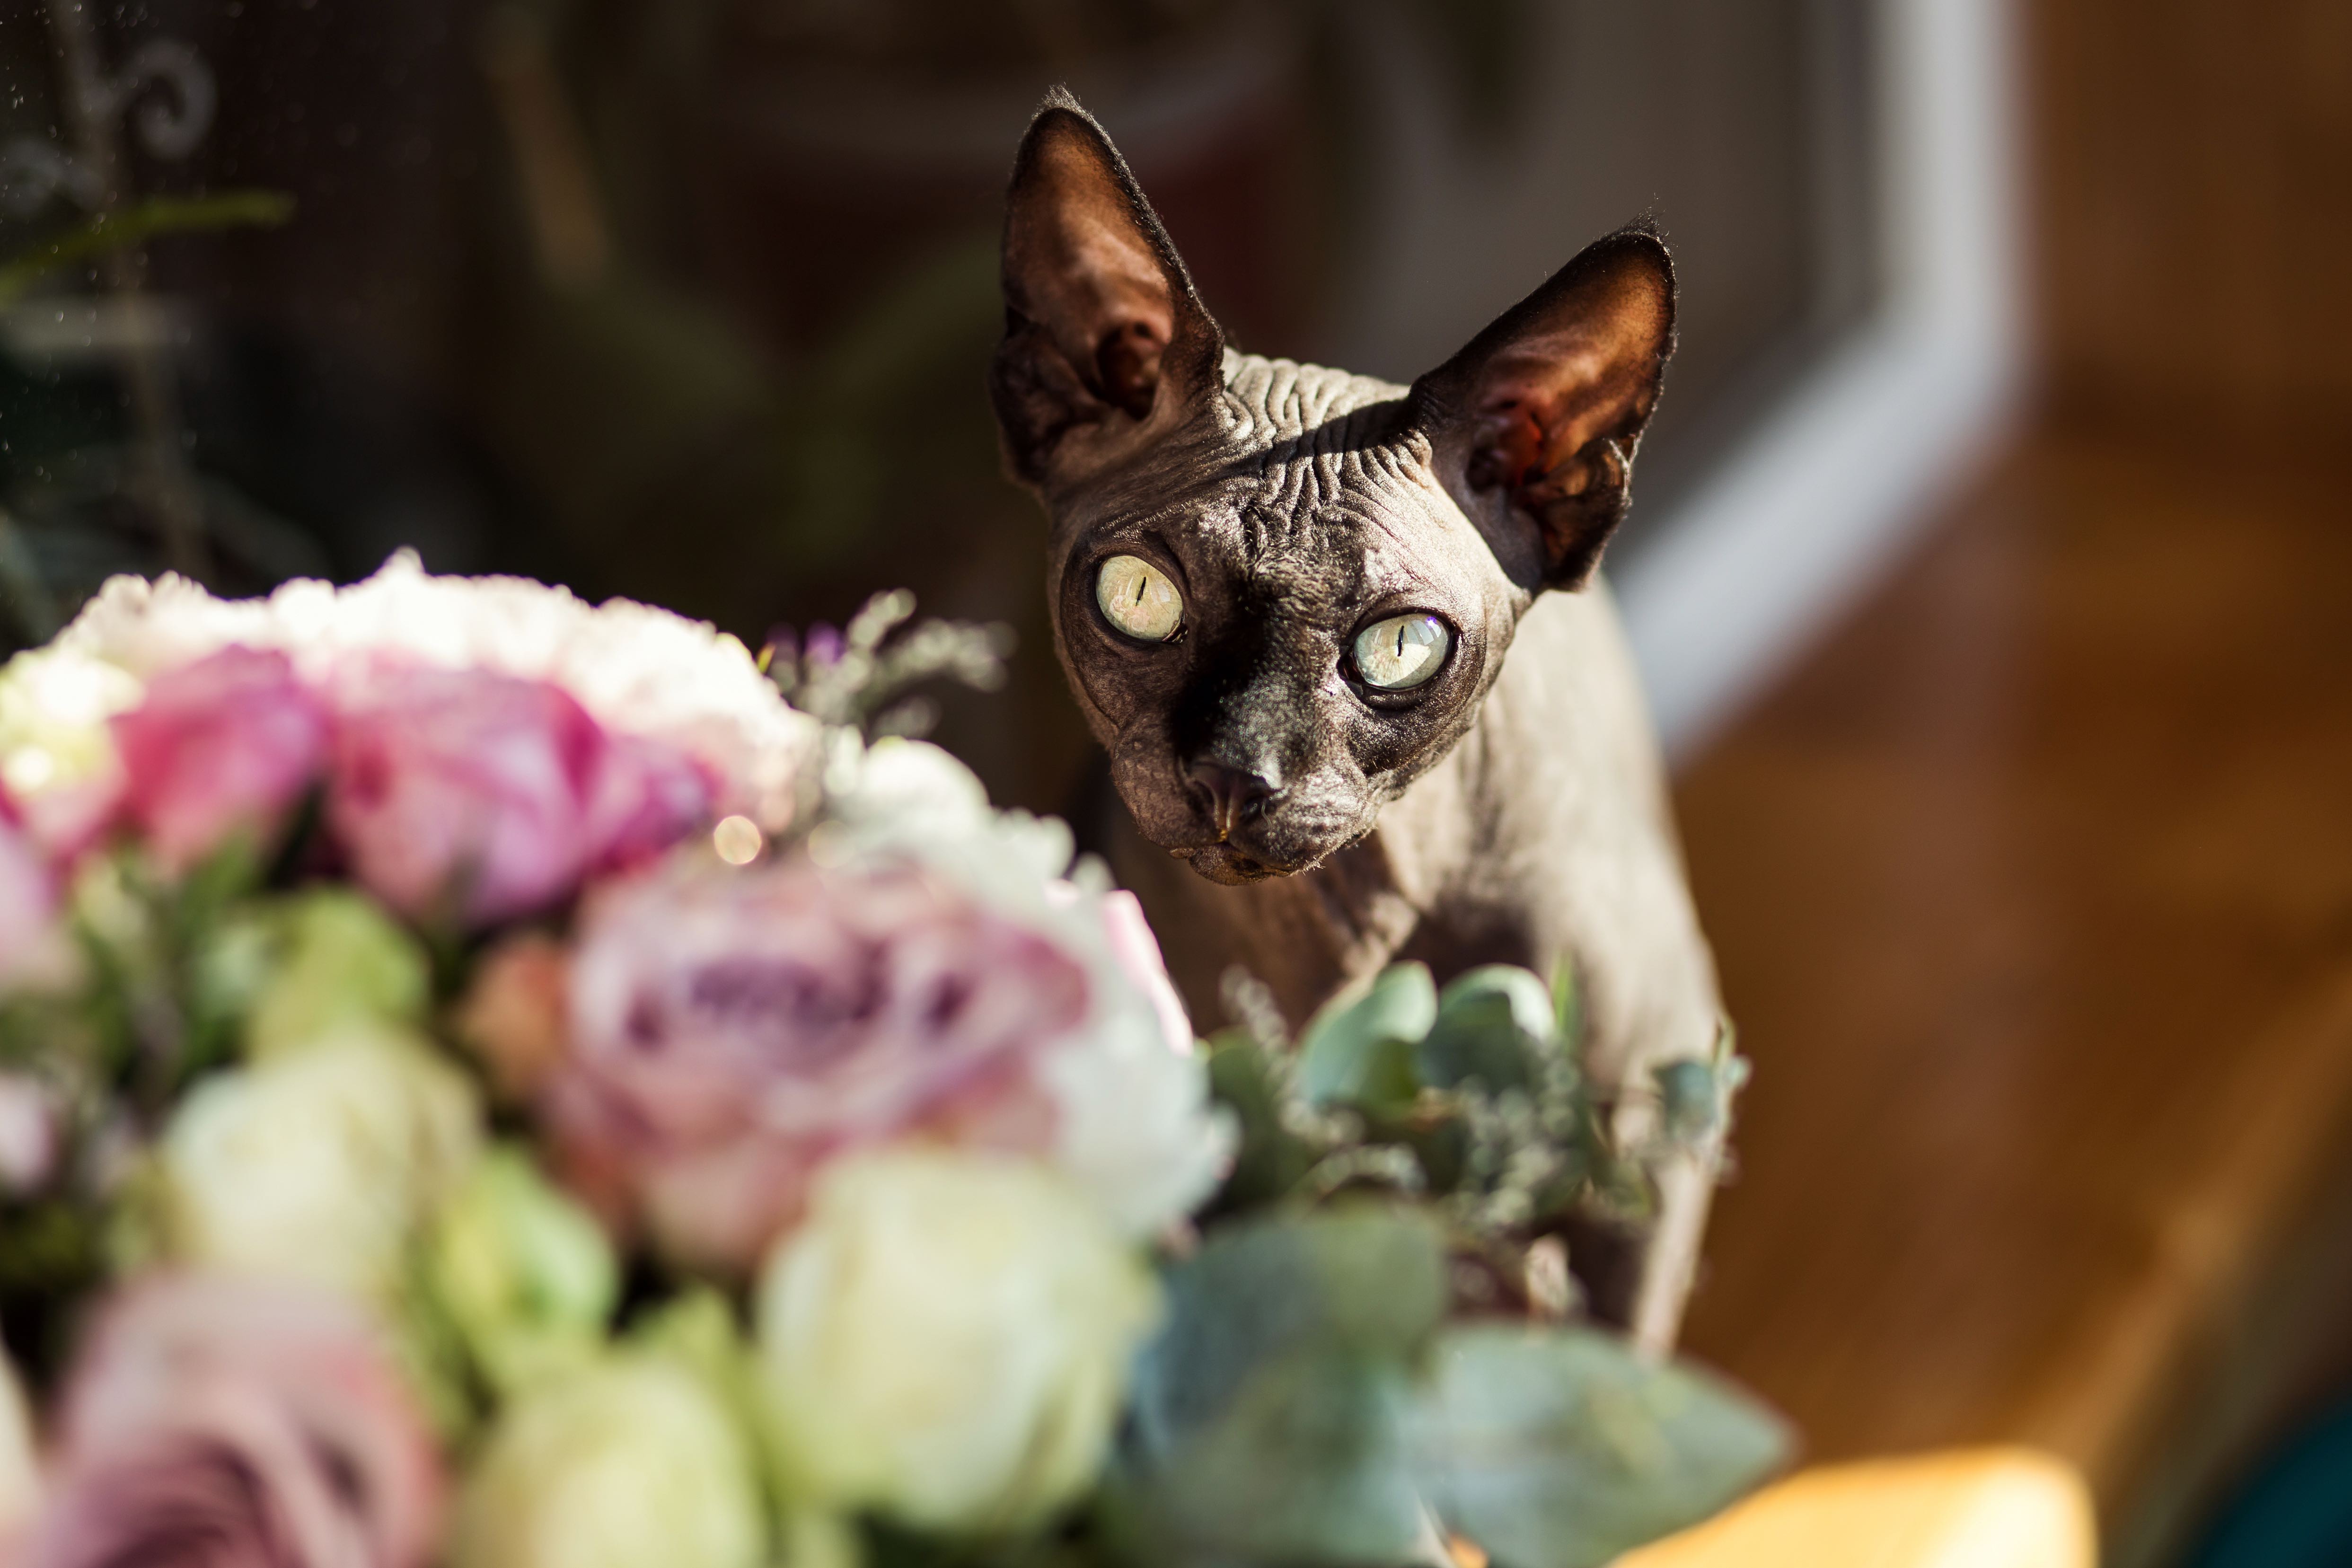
990 90 1224 493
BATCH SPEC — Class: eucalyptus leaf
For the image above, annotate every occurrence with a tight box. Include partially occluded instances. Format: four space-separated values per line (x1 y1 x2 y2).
1409 1324 1792 1568
1131 1207 1446 1450
1654 1059 1722 1145
1296 962 1436 1110
1418 966 1558 1094
1205 1031 1315 1211
1115 1209 1448 1564
1111 1348 1427 1566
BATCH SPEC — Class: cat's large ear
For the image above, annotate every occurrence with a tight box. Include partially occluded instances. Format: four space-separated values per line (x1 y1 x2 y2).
990 89 1224 492
1413 225 1676 591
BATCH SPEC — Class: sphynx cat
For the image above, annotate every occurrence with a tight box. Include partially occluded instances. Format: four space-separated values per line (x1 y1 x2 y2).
989 90 1726 1347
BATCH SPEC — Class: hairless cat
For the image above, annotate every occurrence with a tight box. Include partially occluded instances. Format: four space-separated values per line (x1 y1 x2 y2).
990 91 1727 1350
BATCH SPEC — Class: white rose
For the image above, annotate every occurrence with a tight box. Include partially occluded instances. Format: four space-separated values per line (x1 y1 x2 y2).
756 1147 1161 1530
159 1031 483 1299
451 1353 766 1568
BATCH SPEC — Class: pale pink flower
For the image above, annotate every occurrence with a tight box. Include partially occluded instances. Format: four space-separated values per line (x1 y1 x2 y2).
32 1272 445 1568
111 645 329 871
326 663 709 925
0 805 67 992
543 856 1091 1272
0 1074 59 1193
1097 890 1193 1056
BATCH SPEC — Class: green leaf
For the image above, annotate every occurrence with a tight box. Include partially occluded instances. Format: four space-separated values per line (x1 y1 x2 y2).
1113 1209 1448 1563
1409 1324 1793 1568
1114 1348 1426 1565
1655 1059 1722 1145
1296 962 1436 1111
1552 960 1585 1053
1132 1207 1446 1446
242 889 430 1059
1418 965 1558 1094
1204 1032 1316 1211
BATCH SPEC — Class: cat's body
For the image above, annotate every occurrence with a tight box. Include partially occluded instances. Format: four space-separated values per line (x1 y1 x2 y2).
991 93 1725 1343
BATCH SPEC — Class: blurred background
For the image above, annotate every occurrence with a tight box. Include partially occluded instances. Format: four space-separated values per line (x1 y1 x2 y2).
0 0 2346 1563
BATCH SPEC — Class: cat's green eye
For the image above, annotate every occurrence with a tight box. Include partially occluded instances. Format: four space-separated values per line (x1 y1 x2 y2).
1096 554 1184 642
1352 613 1451 691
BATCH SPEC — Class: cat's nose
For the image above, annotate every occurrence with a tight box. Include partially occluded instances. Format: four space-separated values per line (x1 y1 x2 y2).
1186 760 1282 841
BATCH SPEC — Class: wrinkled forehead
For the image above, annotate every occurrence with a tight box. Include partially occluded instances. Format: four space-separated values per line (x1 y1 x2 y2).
1057 354 1483 584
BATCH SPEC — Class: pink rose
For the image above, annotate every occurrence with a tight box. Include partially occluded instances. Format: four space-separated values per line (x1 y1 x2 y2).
585 733 713 870
32 1273 445 1568
326 663 709 925
544 856 1090 1271
111 646 329 871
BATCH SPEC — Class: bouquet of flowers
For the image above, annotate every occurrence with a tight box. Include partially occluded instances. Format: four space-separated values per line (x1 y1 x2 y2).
0 554 1787 1568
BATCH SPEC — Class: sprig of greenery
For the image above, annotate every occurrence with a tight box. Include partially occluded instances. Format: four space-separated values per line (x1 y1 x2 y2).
762 589 1012 738
1201 960 1745 1307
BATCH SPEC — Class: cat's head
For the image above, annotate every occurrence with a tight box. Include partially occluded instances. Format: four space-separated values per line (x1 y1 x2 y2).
991 91 1675 885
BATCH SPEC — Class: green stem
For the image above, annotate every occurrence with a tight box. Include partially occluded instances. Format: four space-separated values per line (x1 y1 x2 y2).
0 190 295 307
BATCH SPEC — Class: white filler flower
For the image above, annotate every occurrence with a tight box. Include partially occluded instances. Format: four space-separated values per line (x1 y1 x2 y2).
55 551 816 831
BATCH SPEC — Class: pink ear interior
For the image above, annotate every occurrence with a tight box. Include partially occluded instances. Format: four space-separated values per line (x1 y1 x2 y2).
1005 119 1182 420
1469 255 1670 502
1430 237 1675 587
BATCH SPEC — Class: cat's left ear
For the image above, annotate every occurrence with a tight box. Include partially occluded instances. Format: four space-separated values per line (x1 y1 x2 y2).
1413 225 1675 591
991 89 1225 493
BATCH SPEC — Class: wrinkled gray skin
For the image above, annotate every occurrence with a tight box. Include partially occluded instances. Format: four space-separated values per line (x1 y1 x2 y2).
991 94 1723 1330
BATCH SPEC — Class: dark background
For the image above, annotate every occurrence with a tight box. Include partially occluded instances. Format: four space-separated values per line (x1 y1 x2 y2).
0 0 1876 814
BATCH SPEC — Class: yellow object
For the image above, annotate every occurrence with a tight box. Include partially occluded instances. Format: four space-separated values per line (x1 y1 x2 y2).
1619 1448 2096 1568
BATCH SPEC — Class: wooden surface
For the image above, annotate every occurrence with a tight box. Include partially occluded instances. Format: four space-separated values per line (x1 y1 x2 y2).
2031 0 2352 444
1670 428 2352 1565
1622 1449 2095 1568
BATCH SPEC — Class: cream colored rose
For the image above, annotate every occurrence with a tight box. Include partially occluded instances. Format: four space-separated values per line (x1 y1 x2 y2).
159 1032 483 1300
451 1353 766 1568
756 1147 1161 1530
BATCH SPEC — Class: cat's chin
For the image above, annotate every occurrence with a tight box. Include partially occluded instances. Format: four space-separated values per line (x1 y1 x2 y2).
1171 844 1289 885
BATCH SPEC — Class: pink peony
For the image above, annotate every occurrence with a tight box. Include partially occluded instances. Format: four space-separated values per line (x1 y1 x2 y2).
32 1272 445 1568
326 663 709 926
543 856 1091 1271
111 645 329 871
